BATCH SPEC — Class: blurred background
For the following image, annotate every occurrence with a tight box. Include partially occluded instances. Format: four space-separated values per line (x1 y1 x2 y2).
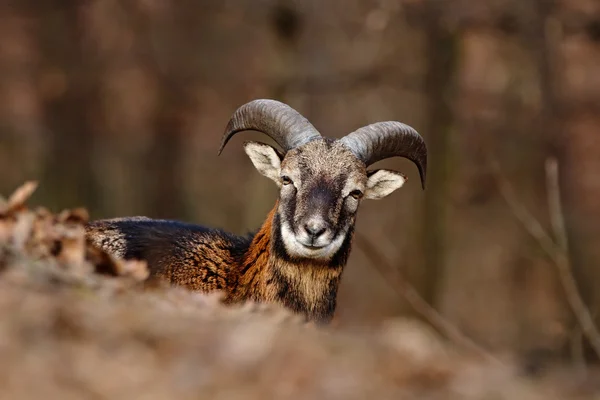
0 0 599 364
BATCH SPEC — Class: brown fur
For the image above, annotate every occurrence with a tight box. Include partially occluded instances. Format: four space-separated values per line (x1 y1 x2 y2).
85 137 408 323
224 202 345 322
86 140 370 324
86 200 348 323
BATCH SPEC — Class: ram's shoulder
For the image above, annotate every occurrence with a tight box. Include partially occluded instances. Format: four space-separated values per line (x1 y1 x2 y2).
85 217 244 259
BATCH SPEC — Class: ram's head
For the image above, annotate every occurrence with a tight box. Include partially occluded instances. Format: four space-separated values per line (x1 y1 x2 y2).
219 99 427 261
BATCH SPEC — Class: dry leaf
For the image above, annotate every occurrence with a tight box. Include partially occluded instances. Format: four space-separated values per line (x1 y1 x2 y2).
12 213 35 251
58 208 90 224
119 259 150 281
4 181 39 213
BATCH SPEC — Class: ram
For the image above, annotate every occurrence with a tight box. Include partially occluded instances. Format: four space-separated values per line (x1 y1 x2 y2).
86 99 427 324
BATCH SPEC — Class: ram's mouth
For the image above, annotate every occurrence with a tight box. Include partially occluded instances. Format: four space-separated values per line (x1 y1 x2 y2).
300 243 327 250
295 237 329 250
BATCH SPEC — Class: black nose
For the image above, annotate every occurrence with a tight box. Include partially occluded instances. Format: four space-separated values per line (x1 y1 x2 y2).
304 222 326 239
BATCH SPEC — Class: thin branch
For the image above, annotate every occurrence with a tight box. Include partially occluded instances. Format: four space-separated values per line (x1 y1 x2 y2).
490 156 600 360
545 158 600 359
354 231 501 365
489 158 557 256
546 159 568 253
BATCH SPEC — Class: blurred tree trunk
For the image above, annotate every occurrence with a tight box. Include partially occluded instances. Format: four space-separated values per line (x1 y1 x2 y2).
555 1 600 361
82 0 157 219
438 26 522 351
519 0 577 363
437 11 567 354
133 1 189 219
242 0 304 230
146 86 187 219
84 0 192 220
419 0 456 307
0 4 44 195
35 2 98 211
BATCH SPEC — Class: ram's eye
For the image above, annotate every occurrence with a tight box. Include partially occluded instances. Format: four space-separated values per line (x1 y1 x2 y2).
281 176 293 185
349 190 363 199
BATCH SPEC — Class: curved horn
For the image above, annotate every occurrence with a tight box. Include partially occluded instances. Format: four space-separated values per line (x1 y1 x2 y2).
218 99 322 155
340 122 428 189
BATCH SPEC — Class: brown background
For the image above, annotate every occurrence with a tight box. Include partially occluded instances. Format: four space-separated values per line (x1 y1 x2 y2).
1 0 599 362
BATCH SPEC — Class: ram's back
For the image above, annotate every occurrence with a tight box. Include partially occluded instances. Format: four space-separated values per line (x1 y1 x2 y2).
85 217 250 292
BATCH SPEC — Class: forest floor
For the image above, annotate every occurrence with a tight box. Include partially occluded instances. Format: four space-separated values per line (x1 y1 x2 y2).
0 181 599 400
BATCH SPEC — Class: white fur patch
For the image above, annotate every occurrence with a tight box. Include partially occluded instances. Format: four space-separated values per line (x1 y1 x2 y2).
243 141 281 184
364 169 406 200
280 220 348 260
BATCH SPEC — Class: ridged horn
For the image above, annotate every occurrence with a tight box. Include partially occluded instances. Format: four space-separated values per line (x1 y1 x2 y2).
218 99 322 155
340 121 428 189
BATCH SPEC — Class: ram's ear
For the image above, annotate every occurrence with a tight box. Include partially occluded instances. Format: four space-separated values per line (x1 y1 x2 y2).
243 141 283 184
364 169 407 200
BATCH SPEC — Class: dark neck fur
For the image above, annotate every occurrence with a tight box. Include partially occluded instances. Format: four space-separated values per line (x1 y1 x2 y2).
226 201 353 324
